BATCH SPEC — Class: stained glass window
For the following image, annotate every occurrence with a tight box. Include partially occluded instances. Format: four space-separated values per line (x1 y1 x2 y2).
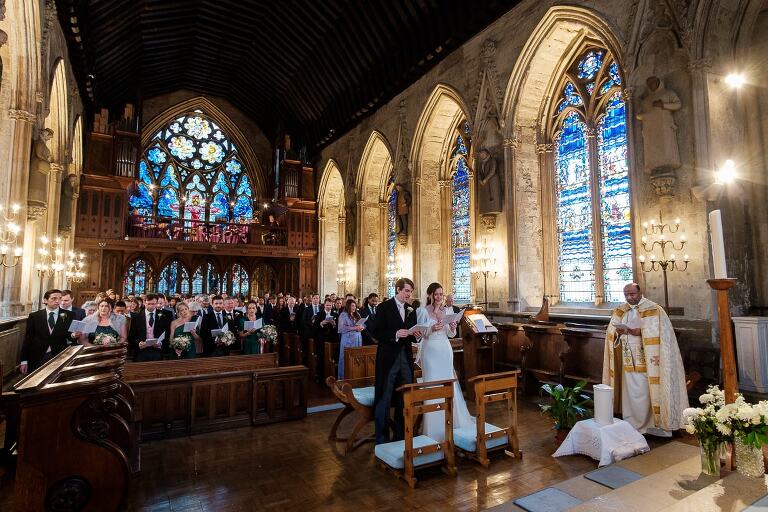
386 174 397 298
551 47 632 303
207 262 221 294
124 259 151 296
451 131 471 303
228 263 249 297
158 260 185 295
192 266 204 294
131 110 256 224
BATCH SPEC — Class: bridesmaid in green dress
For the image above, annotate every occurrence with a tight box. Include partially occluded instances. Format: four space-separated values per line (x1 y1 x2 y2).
75 298 127 346
168 302 201 359
238 301 261 354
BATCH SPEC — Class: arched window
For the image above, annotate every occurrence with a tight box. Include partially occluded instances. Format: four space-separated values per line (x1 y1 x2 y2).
227 263 249 297
158 260 189 296
130 110 256 225
386 174 397 298
550 47 632 303
207 262 221 294
124 259 152 296
450 123 472 303
192 266 204 294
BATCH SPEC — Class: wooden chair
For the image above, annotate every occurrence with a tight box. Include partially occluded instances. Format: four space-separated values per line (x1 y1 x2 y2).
375 379 457 488
456 370 522 467
325 375 376 454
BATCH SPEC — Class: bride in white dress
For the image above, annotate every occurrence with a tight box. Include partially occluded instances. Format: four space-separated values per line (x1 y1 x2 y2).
416 282 475 441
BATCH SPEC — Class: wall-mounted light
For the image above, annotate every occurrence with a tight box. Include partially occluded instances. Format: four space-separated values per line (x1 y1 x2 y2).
725 73 746 89
692 160 740 202
714 159 737 185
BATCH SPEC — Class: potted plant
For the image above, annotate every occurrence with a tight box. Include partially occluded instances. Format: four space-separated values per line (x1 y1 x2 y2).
539 380 593 444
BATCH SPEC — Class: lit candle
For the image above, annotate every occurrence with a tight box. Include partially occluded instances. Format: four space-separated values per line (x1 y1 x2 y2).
670 254 676 261
709 210 727 279
675 218 681 225
684 254 690 262
641 236 647 244
642 222 648 228
639 255 645 263
680 235 686 242
651 254 657 261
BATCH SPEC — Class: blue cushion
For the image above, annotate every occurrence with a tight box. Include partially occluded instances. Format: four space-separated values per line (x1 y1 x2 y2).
375 435 444 469
454 423 508 453
351 386 375 407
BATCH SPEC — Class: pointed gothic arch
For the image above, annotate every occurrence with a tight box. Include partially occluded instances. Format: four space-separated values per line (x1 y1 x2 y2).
410 84 473 295
317 159 346 295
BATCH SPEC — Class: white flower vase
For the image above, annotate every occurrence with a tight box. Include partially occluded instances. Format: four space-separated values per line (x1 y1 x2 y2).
699 441 721 476
735 437 765 478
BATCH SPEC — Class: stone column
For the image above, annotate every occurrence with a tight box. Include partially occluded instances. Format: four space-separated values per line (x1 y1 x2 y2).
503 134 520 311
410 177 421 292
378 201 389 295
317 215 326 296
337 216 346 295
438 178 452 290
536 142 556 304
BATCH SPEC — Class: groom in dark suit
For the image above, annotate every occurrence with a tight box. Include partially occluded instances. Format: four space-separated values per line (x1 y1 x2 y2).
369 277 420 444
19 289 75 374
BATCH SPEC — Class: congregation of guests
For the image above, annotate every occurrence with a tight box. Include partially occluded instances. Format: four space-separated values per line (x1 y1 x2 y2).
18 286 462 381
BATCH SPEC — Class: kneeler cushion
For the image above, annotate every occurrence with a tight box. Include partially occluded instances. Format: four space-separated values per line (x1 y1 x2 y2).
454 422 507 452
375 435 444 469
351 386 375 407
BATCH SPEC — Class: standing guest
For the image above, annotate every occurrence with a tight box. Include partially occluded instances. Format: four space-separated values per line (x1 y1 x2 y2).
114 300 128 317
201 295 236 357
369 278 420 444
128 293 172 362
168 302 201 359
223 297 243 350
19 289 74 374
60 289 86 320
238 301 262 354
333 297 344 315
267 296 278 323
279 296 300 334
135 297 144 312
274 296 286 325
445 293 461 313
604 283 688 436
105 289 117 301
302 294 321 336
329 293 337 303
75 298 127 346
313 298 339 379
294 295 307 336
337 299 364 379
360 293 380 345
82 301 98 317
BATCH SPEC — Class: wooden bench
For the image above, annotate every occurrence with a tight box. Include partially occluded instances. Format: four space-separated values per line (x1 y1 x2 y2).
123 353 307 440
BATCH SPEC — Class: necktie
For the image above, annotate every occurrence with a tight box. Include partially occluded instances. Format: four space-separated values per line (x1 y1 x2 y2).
149 311 155 327
398 303 404 322
48 311 56 331
217 313 223 328
372 306 376 315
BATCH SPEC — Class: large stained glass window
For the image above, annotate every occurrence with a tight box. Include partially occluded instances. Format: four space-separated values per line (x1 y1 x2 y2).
130 110 256 225
124 259 152 296
228 263 249 298
386 174 397 298
157 260 190 296
451 126 471 303
550 47 632 303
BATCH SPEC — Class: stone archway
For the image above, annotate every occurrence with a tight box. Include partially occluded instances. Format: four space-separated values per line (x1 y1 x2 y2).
356 131 393 296
410 84 471 295
317 159 345 295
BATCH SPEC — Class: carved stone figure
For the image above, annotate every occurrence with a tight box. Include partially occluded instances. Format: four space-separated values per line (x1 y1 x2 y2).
345 204 356 250
59 173 79 231
636 76 681 173
476 148 502 214
31 128 53 175
28 128 53 208
394 183 411 236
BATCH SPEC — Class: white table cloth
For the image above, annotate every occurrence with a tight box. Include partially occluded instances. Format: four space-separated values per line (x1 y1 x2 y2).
552 418 650 466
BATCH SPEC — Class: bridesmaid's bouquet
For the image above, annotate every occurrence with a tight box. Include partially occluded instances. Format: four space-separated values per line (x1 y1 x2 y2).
258 324 278 347
93 332 118 346
171 334 192 352
217 331 236 346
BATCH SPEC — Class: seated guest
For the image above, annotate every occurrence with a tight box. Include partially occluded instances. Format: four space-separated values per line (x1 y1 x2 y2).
60 289 86 320
128 293 172 362
168 302 202 359
337 299 364 379
200 295 236 357
238 301 262 354
19 289 74 374
75 298 127 346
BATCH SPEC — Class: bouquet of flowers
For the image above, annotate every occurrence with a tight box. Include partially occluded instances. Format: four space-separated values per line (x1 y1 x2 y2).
714 395 768 449
682 385 728 475
93 332 118 346
217 331 236 346
171 334 192 352
258 324 278 347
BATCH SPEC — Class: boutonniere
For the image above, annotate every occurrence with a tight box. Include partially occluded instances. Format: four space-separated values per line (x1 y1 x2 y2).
157 312 164 318
60 312 68 319
404 305 413 314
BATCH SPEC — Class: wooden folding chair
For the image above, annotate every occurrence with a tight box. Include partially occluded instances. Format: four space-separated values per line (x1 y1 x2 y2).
375 379 457 488
325 376 376 454
455 370 522 467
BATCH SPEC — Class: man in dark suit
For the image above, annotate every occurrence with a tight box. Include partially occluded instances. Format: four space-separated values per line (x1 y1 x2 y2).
60 289 86 320
360 293 379 345
128 293 172 362
445 293 461 313
301 294 321 335
369 278 420 444
19 289 75 374
294 296 306 337
279 296 300 334
201 295 236 356
223 298 243 350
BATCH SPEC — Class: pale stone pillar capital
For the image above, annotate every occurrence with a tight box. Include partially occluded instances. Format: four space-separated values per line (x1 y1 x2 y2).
8 109 36 123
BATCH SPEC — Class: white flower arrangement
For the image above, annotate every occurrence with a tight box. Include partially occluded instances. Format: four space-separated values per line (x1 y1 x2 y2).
682 385 728 446
93 332 118 346
714 393 768 449
171 334 192 352
216 331 236 346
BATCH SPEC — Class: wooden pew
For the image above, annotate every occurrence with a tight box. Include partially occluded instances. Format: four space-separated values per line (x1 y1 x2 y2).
2 345 134 511
494 323 527 372
324 341 340 381
561 327 606 389
124 353 307 440
285 333 303 367
521 324 567 390
307 337 319 381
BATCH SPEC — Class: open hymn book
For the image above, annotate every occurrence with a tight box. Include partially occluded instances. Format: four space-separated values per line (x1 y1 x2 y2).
466 313 498 333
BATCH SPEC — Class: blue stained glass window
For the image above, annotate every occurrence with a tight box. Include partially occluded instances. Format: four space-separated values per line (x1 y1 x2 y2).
179 265 190 295
586 82 595 96
386 174 397 298
451 134 471 303
577 50 604 80
564 82 583 106
207 262 220 294
598 93 632 302
229 263 249 297
158 260 181 295
132 109 256 228
555 112 595 302
192 267 203 294
124 259 151 296
609 62 621 84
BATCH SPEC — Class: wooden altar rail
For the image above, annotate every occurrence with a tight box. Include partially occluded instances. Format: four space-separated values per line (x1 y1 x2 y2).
123 353 307 440
1 344 136 512
494 322 606 392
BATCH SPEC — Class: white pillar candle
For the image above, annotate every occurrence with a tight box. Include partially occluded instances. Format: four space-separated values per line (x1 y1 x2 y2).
593 384 614 426
709 209 727 279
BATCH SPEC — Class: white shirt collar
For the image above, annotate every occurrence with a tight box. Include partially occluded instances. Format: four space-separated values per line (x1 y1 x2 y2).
46 307 59 315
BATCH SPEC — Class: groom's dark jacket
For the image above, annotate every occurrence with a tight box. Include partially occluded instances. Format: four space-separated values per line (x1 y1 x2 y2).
369 297 417 405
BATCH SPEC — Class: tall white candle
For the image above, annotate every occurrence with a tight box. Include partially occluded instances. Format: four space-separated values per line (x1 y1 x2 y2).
709 209 727 279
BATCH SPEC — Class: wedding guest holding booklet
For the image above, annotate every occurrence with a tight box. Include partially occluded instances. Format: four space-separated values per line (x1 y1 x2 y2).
238 301 263 354
337 299 365 379
169 302 202 358
73 298 127 347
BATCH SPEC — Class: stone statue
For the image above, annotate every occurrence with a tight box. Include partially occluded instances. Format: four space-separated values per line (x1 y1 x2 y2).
31 128 53 175
345 204 356 250
28 128 54 208
636 76 681 173
395 183 411 236
59 173 79 231
476 148 502 214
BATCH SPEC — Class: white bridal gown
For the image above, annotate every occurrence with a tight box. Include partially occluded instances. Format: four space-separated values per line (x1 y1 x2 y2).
416 306 475 441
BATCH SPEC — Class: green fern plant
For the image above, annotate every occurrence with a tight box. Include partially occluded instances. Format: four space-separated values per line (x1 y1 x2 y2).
539 380 593 430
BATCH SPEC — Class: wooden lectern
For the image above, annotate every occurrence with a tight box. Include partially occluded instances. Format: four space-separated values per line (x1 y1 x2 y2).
461 308 498 400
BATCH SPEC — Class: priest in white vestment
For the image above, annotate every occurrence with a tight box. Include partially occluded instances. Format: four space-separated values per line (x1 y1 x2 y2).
603 283 688 436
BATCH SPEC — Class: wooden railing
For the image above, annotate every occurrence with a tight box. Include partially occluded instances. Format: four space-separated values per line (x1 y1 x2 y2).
126 217 288 246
